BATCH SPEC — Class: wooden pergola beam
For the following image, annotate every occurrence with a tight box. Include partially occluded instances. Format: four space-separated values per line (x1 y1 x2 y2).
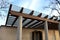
29 10 34 15
20 7 24 13
23 20 34 28
32 21 43 28
58 20 60 22
37 13 42 17
23 13 42 27
49 16 54 19
5 4 12 26
11 7 24 26
11 17 18 26
27 21 40 28
22 19 27 23
34 21 44 28
54 18 58 21
10 11 59 23
23 11 34 23
44 15 48 18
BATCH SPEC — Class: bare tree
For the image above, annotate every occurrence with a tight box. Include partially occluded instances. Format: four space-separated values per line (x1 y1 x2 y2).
0 0 9 21
44 0 60 20
0 0 9 9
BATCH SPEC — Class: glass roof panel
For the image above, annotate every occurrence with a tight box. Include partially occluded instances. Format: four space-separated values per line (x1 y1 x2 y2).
11 5 21 12
7 16 16 26
23 8 32 14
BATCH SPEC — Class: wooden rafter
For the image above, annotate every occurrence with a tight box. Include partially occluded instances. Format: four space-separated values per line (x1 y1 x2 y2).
5 4 12 26
27 21 39 28
49 16 54 19
23 11 34 23
32 21 44 28
29 10 34 15
58 20 60 21
23 13 42 27
37 13 42 17
23 20 34 27
54 18 58 21
35 22 44 28
9 14 18 17
11 7 23 26
20 7 24 13
22 18 27 23
10 11 59 23
11 17 18 26
44 15 48 18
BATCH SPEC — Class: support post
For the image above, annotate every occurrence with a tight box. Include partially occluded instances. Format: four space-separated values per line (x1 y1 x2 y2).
44 21 48 40
53 30 56 40
17 16 22 40
58 22 60 38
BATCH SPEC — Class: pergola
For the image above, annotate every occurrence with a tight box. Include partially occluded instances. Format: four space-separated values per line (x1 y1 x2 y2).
1 4 60 40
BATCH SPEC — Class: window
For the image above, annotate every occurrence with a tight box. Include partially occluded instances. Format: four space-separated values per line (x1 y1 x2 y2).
32 30 43 40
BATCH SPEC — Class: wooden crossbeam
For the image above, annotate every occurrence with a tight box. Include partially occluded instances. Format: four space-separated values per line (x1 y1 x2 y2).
54 18 58 21
49 16 58 21
32 21 44 28
5 4 12 26
10 11 59 23
37 13 42 17
23 20 34 28
44 15 48 18
9 14 18 17
32 22 42 28
11 7 24 26
23 13 42 27
49 16 54 19
11 17 18 26
23 11 34 23
58 20 60 22
54 16 58 21
22 19 27 23
35 22 44 28
29 10 34 15
20 7 24 13
27 21 39 28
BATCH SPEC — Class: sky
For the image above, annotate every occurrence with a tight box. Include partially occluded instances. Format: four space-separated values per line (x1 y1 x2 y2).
8 0 59 16
0 0 60 26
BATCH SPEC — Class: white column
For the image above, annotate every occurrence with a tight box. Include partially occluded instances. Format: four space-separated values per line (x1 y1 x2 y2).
53 30 56 40
44 21 48 40
58 22 60 38
17 16 22 40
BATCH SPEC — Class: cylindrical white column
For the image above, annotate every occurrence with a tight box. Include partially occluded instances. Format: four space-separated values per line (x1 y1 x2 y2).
53 30 56 40
44 21 48 40
17 16 22 40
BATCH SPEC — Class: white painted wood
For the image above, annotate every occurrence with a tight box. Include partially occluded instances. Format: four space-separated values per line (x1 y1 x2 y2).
44 21 48 40
17 16 22 40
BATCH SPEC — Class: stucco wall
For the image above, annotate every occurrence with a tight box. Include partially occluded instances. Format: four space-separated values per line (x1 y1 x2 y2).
0 27 17 40
22 28 59 40
0 27 59 40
